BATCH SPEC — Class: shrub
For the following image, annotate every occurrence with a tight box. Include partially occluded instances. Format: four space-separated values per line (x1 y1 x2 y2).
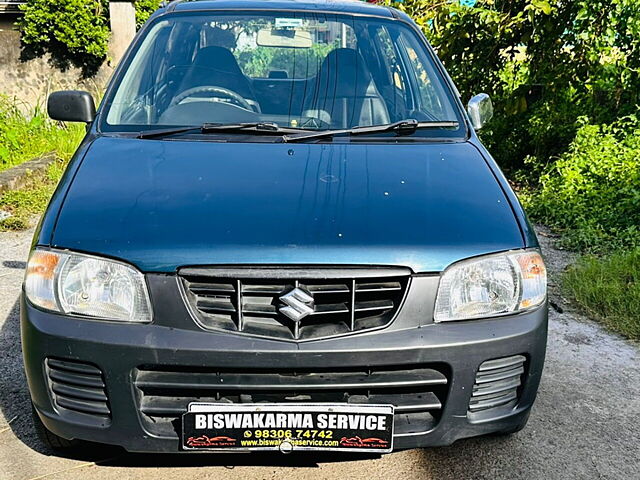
18 0 163 78
18 0 111 78
523 117 640 252
134 0 162 29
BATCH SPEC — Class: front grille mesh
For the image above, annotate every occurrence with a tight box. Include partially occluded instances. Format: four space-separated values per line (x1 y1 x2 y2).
180 267 410 340
469 355 526 414
134 364 449 438
45 358 110 421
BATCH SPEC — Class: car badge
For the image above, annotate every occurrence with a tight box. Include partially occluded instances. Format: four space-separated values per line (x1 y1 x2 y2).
279 287 315 322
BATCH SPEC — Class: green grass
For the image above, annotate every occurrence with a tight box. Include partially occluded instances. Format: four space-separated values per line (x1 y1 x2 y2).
0 96 83 231
0 160 68 231
0 95 84 172
563 249 640 341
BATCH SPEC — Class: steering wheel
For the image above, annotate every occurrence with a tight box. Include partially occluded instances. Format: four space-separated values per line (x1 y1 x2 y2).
170 85 253 111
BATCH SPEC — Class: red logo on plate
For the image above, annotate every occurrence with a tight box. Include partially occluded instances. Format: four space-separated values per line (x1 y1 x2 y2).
339 436 389 448
186 435 237 447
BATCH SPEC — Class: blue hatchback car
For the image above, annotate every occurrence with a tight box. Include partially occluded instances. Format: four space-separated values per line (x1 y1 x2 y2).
23 0 547 454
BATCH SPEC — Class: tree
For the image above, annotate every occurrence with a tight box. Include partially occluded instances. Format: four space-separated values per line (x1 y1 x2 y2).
381 0 640 170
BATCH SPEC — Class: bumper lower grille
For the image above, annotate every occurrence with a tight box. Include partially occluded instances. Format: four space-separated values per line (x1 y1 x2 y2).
45 358 111 422
134 365 448 438
469 355 525 415
180 267 410 340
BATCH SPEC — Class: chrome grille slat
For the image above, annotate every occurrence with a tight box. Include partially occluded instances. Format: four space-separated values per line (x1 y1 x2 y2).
311 303 350 315
354 299 394 312
195 298 236 314
188 282 236 294
242 303 278 315
241 284 286 294
307 284 350 293
356 282 402 292
181 268 410 340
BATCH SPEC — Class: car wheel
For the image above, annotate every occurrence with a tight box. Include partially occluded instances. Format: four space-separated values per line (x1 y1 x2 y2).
31 404 79 451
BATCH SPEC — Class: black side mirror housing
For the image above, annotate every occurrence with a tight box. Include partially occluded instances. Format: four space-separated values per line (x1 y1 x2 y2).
47 90 96 123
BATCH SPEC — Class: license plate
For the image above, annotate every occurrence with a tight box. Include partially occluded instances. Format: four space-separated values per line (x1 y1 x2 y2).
182 403 394 453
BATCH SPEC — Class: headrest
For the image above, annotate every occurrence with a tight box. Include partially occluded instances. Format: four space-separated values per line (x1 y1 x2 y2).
316 48 373 91
192 46 243 75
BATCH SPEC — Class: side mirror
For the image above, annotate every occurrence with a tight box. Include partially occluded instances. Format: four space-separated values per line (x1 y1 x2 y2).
47 90 96 123
467 93 493 130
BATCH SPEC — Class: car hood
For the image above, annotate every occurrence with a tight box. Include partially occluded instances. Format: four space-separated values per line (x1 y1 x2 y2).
50 136 523 273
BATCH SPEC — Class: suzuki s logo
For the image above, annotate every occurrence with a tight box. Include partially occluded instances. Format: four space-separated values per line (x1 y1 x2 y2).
279 288 314 322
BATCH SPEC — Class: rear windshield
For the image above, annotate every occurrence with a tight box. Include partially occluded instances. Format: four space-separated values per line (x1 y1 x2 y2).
101 11 464 138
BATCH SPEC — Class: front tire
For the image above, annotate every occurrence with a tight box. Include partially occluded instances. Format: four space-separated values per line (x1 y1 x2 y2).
31 404 79 451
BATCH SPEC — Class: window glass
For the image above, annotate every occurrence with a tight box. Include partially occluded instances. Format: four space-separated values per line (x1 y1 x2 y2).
102 12 462 137
233 22 355 79
399 30 456 121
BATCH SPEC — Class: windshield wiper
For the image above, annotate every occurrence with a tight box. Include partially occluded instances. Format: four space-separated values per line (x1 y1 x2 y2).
280 119 459 143
137 122 301 139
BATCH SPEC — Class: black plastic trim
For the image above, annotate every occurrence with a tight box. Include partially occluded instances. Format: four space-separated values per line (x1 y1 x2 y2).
179 265 412 279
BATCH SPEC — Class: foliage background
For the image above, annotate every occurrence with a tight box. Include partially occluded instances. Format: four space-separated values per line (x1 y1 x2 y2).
18 0 162 77
383 0 640 173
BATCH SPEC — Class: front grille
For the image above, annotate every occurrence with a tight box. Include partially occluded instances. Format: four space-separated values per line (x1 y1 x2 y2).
180 267 411 340
45 358 111 422
468 355 526 415
134 364 448 438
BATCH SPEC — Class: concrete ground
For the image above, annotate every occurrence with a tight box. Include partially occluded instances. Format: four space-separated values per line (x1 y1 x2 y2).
0 228 638 480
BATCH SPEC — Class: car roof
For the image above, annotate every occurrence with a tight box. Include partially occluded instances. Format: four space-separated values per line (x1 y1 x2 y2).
167 0 396 18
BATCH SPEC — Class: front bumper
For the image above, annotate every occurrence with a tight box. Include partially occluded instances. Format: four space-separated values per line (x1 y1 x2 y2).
22 283 547 452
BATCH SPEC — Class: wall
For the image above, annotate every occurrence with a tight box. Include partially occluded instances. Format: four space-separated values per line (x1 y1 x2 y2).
109 1 136 65
0 14 114 108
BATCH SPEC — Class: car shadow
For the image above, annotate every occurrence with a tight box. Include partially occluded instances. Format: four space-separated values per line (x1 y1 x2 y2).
96 451 381 468
2 260 26 269
0 299 52 456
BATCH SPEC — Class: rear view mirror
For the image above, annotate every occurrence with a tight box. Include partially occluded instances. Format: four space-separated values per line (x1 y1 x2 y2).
48 90 96 123
257 28 312 48
467 93 493 130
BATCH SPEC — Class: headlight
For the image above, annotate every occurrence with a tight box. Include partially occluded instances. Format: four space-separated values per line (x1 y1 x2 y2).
25 249 152 323
434 250 546 322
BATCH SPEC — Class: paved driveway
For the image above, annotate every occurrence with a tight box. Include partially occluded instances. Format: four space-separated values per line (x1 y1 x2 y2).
0 228 638 480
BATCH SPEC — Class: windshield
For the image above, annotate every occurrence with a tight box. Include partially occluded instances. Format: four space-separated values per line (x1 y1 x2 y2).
102 12 464 138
